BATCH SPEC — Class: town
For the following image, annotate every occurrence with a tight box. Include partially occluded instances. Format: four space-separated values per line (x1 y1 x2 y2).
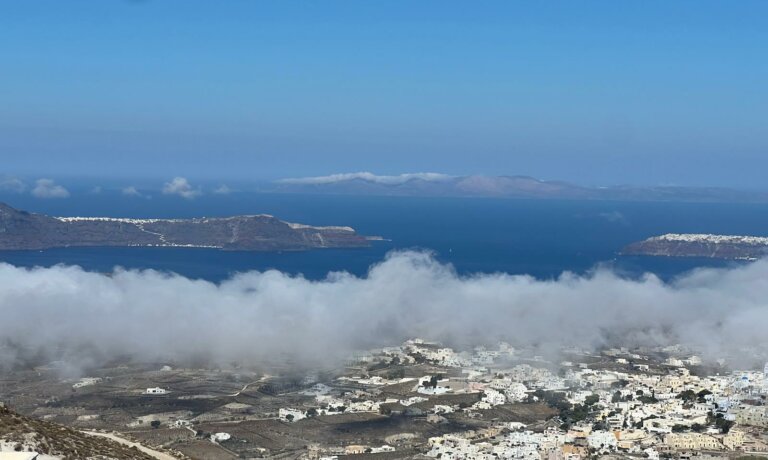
1 339 767 459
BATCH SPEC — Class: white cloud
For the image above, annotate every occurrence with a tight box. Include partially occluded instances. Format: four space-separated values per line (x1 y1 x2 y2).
0 251 767 371
279 172 454 185
162 177 202 199
0 176 27 193
598 211 628 225
89 186 102 194
122 186 143 197
31 179 70 198
213 185 232 195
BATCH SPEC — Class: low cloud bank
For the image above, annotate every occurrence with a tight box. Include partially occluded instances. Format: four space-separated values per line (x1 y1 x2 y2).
0 176 26 193
162 177 201 199
0 251 766 371
31 179 70 198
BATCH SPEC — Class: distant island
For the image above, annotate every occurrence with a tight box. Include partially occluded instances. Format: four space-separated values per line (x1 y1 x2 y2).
621 233 768 260
0 203 372 251
271 172 768 203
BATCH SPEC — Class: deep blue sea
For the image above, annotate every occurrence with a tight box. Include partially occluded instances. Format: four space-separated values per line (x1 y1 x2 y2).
1 192 766 282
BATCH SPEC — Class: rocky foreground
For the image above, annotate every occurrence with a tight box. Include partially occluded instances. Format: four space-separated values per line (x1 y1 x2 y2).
0 403 159 459
0 203 371 251
621 233 768 260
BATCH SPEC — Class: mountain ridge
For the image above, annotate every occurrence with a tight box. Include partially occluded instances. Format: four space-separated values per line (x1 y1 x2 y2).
621 233 768 260
271 173 768 202
0 203 370 252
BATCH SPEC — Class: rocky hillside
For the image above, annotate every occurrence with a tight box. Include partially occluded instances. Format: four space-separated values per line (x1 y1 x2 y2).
621 233 768 260
0 404 154 459
0 203 371 251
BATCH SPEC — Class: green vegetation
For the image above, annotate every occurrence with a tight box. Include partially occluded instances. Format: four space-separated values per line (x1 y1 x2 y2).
367 360 389 372
528 390 602 429
677 389 697 403
707 412 736 433
584 394 600 406
422 374 443 388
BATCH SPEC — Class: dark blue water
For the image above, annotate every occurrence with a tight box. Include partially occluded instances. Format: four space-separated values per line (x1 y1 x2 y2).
1 192 764 281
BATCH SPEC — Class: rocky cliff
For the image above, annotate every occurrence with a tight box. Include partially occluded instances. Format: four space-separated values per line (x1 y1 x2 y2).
0 203 370 251
621 233 768 260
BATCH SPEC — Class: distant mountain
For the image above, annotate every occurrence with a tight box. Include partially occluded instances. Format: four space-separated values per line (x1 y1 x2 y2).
0 203 370 251
273 173 768 202
622 233 768 260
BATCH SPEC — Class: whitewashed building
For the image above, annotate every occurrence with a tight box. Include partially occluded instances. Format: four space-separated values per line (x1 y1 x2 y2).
145 387 168 395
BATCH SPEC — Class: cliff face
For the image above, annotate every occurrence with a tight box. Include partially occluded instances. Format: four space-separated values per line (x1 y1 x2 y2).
621 233 768 260
0 203 370 251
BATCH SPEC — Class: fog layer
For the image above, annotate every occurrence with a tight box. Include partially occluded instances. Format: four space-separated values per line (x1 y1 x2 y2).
0 251 766 370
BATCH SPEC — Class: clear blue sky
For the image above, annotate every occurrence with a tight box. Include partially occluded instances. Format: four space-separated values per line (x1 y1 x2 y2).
1 1 767 187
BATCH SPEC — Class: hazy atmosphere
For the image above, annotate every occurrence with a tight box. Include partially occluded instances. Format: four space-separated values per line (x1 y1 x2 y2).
2 1 768 186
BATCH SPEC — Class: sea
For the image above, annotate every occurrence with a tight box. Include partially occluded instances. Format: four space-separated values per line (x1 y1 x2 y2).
1 192 766 282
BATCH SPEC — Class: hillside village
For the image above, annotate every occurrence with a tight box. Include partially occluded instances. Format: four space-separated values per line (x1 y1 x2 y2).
271 339 768 459
1 339 766 459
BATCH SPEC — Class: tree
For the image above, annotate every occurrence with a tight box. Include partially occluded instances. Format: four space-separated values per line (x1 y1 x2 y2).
367 360 388 372
611 391 622 403
593 421 609 431
697 389 712 402
691 423 705 433
150 420 161 429
387 368 405 379
584 394 600 406
638 395 659 404
711 415 735 433
719 419 735 434
306 408 318 417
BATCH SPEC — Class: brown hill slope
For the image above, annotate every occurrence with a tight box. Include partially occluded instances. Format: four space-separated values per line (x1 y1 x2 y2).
0 404 155 459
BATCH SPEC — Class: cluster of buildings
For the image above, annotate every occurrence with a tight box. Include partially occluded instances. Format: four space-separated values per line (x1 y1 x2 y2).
287 340 768 459
425 344 768 459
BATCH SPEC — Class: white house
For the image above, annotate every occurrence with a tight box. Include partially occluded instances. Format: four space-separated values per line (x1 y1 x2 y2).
211 432 231 443
587 430 617 453
482 389 507 406
279 408 307 422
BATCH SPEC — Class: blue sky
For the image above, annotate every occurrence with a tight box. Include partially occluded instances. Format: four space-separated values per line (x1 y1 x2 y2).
1 1 767 187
